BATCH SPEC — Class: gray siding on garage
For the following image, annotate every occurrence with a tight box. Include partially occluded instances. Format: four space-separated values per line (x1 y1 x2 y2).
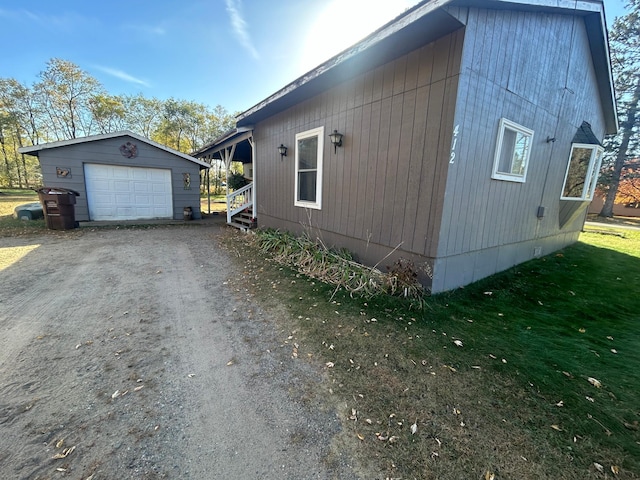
36 135 203 221
254 29 464 277
431 8 607 292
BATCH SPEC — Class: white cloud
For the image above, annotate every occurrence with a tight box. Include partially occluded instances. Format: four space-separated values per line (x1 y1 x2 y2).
93 66 150 87
224 0 259 59
13 9 89 30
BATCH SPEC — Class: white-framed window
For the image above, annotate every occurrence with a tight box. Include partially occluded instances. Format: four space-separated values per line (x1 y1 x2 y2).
561 143 604 201
294 126 324 209
491 118 534 182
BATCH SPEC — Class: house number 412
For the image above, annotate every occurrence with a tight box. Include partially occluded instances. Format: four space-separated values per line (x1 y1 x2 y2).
449 124 460 164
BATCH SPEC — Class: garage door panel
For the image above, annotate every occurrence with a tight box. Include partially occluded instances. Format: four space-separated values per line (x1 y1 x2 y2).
133 182 150 193
85 164 173 221
152 183 169 193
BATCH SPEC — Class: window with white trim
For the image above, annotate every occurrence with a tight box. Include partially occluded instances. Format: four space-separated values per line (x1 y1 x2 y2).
492 118 534 182
294 126 324 209
561 144 604 201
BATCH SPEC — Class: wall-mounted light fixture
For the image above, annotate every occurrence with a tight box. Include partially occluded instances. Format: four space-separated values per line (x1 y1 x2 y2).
277 144 288 159
329 129 343 154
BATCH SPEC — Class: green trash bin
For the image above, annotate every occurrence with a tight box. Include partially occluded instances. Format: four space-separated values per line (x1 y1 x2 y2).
37 187 79 230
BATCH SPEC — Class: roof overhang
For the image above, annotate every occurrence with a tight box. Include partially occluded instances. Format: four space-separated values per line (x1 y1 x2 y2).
450 0 617 134
18 130 211 169
191 126 254 163
237 0 463 127
236 0 617 135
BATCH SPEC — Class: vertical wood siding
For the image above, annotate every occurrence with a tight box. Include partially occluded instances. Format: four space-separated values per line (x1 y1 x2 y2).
255 29 464 267
433 7 607 291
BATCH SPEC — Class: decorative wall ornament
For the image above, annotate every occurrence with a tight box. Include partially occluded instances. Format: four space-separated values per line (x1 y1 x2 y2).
119 142 138 158
183 172 191 190
56 167 71 178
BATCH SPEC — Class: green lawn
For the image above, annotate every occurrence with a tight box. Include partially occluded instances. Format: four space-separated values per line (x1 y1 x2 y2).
233 226 640 479
0 189 45 235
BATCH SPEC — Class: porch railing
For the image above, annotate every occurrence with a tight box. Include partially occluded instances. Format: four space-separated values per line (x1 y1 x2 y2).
226 182 253 223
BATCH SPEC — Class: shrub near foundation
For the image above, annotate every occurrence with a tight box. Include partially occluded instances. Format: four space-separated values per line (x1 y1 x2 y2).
252 228 426 303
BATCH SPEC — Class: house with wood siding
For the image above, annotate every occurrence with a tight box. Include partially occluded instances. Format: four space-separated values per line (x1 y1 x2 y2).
194 0 617 293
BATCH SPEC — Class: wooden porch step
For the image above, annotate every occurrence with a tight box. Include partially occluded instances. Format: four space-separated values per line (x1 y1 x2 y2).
229 208 256 230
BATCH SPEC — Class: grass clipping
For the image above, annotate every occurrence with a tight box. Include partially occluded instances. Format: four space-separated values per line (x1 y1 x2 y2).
252 228 426 301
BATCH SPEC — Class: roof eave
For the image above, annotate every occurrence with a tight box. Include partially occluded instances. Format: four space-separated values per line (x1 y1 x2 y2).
237 0 458 127
18 131 211 169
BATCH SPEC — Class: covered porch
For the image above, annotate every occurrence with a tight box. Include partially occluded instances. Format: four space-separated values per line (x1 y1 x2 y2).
192 126 255 229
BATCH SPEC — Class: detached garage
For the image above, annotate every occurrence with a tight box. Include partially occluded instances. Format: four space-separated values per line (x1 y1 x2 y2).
19 131 210 221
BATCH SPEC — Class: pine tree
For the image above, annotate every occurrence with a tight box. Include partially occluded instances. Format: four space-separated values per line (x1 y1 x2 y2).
600 1 640 217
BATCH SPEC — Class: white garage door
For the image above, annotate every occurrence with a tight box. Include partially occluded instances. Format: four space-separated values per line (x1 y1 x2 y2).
85 164 173 221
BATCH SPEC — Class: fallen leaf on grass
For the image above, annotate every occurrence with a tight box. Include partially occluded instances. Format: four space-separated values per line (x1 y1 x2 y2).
607 336 614 341
579 328 586 333
551 424 563 431
586 396 595 403
52 445 75 459
453 340 463 347
611 349 618 354
623 421 639 431
594 462 604 473
588 377 602 388
356 433 365 441
555 400 564 407
134 385 144 392
563 371 573 378
111 390 120 399
612 465 620 475
485 472 495 480
388 436 399 443
55 439 64 448
325 362 335 368
411 421 418 435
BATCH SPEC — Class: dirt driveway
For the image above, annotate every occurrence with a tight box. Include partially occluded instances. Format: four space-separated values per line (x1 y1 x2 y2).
0 224 360 479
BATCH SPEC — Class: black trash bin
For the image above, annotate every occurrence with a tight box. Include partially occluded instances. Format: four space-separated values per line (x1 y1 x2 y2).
37 187 79 230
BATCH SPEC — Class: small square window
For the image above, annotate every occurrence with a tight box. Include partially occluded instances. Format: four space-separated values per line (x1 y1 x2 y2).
492 118 534 183
561 144 603 201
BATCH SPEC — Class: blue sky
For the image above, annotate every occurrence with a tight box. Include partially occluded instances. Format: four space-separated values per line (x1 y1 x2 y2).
0 0 629 115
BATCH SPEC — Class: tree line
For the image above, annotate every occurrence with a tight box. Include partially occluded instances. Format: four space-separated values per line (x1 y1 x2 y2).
0 58 235 188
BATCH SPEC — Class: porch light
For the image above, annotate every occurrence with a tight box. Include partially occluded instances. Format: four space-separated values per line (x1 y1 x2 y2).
329 129 343 153
278 144 288 159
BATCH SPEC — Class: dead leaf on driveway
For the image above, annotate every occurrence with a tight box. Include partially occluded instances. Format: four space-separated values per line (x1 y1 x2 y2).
52 445 75 459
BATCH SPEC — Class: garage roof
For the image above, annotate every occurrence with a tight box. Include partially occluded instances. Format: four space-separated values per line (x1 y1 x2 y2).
18 131 211 169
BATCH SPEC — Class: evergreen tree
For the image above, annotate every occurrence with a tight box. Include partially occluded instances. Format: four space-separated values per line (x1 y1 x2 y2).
600 1 640 216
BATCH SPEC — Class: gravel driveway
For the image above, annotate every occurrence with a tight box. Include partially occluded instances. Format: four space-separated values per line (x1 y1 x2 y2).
0 223 360 479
